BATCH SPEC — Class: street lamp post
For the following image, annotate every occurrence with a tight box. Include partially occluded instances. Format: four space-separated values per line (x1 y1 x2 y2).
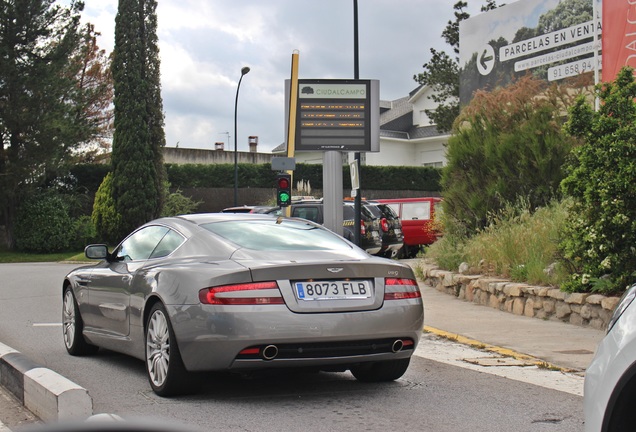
234 66 250 207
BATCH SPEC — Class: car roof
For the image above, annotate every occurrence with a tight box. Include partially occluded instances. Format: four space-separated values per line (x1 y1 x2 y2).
374 197 442 204
176 212 277 225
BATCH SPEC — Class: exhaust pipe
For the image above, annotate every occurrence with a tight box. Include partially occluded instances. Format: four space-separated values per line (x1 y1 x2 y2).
262 345 279 360
392 339 404 353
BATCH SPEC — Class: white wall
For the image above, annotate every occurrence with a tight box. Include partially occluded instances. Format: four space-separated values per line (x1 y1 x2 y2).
416 140 447 167
364 139 415 166
411 86 437 126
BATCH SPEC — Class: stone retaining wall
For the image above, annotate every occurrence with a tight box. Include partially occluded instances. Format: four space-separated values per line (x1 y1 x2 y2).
418 262 621 331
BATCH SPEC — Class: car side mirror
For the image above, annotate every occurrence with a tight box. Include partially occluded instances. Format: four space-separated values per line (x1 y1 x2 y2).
85 244 109 260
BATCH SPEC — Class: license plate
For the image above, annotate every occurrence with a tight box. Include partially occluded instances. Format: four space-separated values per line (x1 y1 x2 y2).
294 280 372 301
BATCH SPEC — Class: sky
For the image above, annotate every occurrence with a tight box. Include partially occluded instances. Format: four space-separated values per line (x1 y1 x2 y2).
78 0 485 153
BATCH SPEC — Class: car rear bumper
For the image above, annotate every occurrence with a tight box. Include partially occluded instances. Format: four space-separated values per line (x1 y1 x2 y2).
169 301 424 372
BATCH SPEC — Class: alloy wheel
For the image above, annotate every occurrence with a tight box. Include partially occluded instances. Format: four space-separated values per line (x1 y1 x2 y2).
146 309 170 387
62 290 76 349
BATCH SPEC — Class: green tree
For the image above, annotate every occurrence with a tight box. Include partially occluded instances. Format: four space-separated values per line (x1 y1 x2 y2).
70 23 114 161
111 0 166 238
442 76 575 233
414 1 501 133
560 67 636 294
0 0 109 248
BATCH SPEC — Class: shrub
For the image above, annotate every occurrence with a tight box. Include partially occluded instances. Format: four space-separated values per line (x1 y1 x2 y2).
161 187 202 217
14 193 74 253
427 199 570 287
70 215 98 250
165 163 442 192
560 67 636 294
92 172 124 245
442 75 576 234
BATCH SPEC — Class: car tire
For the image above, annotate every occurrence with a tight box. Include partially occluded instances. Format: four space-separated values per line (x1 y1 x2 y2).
350 358 411 382
145 302 194 396
62 287 99 356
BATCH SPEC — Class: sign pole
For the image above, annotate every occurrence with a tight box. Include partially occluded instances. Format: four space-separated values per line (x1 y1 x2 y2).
285 51 300 217
353 0 362 247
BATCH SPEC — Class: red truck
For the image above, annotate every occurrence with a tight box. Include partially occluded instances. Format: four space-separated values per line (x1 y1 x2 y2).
375 197 442 258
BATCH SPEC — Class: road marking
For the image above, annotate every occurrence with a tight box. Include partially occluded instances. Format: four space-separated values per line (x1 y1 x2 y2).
32 323 61 327
415 332 584 396
423 326 573 372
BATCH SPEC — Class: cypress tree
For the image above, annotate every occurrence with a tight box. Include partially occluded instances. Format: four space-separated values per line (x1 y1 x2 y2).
111 0 166 238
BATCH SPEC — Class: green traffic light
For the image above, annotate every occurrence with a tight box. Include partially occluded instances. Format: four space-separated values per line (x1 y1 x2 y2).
279 192 291 203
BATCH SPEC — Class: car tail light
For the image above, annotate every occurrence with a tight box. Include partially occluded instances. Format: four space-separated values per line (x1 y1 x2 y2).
199 281 284 305
360 220 366 236
380 217 389 232
384 278 421 300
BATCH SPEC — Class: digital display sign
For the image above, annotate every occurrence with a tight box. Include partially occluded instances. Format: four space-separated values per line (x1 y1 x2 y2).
290 79 379 152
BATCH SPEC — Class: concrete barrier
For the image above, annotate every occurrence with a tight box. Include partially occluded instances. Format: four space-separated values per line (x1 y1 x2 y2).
0 342 92 422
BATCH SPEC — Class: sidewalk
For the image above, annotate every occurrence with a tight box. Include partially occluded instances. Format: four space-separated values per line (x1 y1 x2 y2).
417 277 606 372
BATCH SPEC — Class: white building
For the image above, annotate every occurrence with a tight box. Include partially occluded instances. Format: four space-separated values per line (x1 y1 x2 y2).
273 85 449 167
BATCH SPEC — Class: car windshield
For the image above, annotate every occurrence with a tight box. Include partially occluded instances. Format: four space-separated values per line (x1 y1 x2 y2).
200 219 354 251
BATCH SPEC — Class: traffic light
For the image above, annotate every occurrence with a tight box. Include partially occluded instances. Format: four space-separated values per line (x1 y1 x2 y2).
275 173 292 207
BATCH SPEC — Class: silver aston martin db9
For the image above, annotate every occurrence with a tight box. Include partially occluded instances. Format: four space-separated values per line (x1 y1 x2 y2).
62 213 424 396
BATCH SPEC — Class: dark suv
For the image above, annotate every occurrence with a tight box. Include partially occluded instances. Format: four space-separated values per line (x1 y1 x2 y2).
363 201 404 258
271 200 382 255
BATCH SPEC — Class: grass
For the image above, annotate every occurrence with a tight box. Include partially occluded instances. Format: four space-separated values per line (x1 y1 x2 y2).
426 199 570 287
0 248 89 264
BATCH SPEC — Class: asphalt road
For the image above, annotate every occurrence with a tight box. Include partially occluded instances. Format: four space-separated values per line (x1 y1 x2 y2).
0 262 585 431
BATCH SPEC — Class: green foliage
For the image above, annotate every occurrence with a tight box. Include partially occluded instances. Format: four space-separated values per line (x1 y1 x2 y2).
111 0 166 235
10 186 98 252
442 76 575 234
0 0 100 248
161 186 202 217
427 199 570 287
71 215 98 250
14 193 74 253
559 67 636 294
92 172 124 245
166 163 442 192
68 164 112 193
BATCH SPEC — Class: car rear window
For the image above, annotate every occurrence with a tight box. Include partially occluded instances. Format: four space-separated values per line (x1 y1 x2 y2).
200 219 353 251
402 202 431 220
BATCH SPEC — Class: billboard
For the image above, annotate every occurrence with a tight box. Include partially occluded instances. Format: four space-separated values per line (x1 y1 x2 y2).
602 0 636 82
459 0 602 105
285 79 380 152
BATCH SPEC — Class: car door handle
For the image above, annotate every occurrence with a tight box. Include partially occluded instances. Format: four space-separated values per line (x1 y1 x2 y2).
122 275 132 283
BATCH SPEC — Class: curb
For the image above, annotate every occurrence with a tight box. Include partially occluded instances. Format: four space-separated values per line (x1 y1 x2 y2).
423 325 578 373
0 342 93 423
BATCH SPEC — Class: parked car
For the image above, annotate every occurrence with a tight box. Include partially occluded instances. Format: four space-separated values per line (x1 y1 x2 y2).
363 201 404 258
375 197 442 258
62 213 423 396
270 200 383 255
584 284 636 431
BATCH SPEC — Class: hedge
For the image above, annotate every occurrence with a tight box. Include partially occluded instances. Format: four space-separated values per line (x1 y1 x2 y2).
69 163 442 193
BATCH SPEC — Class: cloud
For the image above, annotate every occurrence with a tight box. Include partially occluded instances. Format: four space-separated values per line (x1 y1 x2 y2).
76 0 469 152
